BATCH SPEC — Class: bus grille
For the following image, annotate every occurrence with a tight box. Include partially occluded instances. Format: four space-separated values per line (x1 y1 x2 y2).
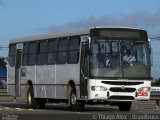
102 81 144 85
110 87 136 92
108 96 135 100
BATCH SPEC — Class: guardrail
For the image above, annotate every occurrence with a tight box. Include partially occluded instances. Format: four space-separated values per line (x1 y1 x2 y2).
150 87 160 107
151 87 160 99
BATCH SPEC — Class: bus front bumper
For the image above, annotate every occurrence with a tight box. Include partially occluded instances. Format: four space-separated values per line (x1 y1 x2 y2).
88 90 150 101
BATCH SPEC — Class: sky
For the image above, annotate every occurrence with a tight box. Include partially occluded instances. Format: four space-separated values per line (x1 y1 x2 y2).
0 0 160 78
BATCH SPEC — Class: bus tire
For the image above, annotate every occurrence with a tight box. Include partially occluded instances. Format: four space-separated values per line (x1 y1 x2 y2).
118 102 132 111
27 86 38 109
37 99 46 109
39 102 45 109
68 86 84 111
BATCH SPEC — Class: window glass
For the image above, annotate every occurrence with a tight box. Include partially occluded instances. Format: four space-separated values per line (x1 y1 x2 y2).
48 53 56 64
38 54 47 65
57 38 68 64
9 44 16 67
48 40 57 52
70 38 80 50
39 41 47 53
68 51 79 64
58 39 68 51
28 55 36 65
37 41 47 65
112 42 119 53
28 42 37 65
68 37 80 64
10 45 16 55
57 52 67 64
22 43 28 66
23 43 28 54
29 42 37 54
90 40 150 78
47 40 57 64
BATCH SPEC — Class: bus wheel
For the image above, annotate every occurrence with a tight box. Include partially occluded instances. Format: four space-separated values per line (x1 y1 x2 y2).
27 86 38 109
118 102 132 111
37 99 46 109
68 87 84 111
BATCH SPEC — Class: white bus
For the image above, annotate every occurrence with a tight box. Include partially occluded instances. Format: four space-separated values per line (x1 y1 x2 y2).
7 27 152 111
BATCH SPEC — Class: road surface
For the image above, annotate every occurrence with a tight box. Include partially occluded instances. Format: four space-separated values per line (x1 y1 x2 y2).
0 101 160 120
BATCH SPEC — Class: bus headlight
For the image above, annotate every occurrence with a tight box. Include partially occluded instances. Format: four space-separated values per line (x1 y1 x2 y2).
138 87 150 92
91 86 107 91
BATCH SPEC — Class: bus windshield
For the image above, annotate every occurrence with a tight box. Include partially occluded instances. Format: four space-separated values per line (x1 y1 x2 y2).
90 39 151 79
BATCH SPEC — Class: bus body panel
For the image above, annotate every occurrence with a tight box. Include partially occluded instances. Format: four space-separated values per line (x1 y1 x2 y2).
8 64 81 99
56 64 80 98
10 63 81 99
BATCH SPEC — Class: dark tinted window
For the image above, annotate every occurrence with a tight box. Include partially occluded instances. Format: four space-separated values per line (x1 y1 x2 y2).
37 41 47 65
47 40 57 64
57 38 68 64
70 38 80 50
48 40 57 52
22 43 28 66
58 39 68 51
9 44 16 67
28 42 37 65
68 51 79 64
68 37 80 64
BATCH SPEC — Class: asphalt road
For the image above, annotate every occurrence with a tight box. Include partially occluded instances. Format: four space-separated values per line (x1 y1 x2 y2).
0 101 160 120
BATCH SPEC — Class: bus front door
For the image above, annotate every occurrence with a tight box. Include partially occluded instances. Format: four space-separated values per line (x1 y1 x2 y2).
15 49 22 97
80 40 89 99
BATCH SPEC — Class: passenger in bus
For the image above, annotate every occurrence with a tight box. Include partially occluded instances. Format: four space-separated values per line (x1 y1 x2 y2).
123 50 136 65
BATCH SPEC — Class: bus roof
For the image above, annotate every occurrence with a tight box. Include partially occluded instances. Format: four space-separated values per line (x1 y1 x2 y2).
9 27 147 44
9 29 90 44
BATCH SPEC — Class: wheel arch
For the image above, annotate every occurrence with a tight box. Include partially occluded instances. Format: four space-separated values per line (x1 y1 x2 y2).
25 80 33 97
27 80 33 88
67 80 76 93
67 80 76 106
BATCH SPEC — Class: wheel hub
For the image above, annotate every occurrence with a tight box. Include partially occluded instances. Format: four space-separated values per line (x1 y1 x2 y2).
71 93 76 105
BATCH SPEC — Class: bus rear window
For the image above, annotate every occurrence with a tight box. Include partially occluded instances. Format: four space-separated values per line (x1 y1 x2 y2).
9 44 16 67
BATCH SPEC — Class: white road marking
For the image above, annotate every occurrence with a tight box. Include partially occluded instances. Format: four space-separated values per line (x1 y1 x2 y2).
4 107 10 109
15 108 23 111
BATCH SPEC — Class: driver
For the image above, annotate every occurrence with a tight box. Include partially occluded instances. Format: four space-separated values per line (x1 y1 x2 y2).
123 50 136 64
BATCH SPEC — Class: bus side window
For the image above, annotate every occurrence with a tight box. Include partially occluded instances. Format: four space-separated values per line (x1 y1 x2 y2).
22 43 28 66
37 41 48 65
68 37 80 64
47 40 57 65
28 42 37 66
57 38 68 64
9 44 16 67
